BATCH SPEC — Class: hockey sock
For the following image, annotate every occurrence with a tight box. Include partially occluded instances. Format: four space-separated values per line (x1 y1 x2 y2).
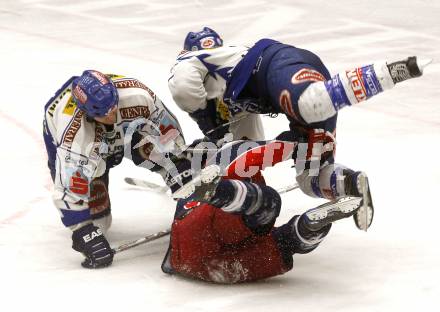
273 215 331 257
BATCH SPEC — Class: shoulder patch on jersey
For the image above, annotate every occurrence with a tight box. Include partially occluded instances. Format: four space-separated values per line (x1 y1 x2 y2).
107 74 126 81
63 96 77 116
291 68 326 84
183 201 202 210
216 99 231 122
114 79 156 99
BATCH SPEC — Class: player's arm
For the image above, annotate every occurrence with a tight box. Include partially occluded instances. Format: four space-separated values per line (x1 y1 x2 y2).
168 58 228 141
294 57 429 124
52 119 113 268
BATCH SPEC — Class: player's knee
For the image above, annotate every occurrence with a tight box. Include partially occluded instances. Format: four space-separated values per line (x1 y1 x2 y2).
296 165 346 200
296 170 320 198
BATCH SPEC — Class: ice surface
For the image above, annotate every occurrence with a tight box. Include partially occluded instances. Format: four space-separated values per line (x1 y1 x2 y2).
1 1 439 311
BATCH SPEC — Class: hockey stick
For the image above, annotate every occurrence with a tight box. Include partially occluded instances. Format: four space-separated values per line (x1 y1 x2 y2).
112 228 171 254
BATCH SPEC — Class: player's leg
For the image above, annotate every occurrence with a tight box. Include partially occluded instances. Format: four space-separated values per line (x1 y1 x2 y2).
296 163 367 200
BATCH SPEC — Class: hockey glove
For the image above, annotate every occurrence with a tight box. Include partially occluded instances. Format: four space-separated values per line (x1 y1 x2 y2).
164 159 196 195
72 223 114 269
164 158 221 200
386 56 431 84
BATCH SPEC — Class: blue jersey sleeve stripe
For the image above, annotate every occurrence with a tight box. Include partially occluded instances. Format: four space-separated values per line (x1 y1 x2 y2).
360 65 383 99
324 74 351 110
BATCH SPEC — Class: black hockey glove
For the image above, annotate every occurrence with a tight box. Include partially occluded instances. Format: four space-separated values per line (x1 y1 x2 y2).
386 56 423 84
72 223 114 269
189 99 230 143
164 158 221 200
164 159 196 195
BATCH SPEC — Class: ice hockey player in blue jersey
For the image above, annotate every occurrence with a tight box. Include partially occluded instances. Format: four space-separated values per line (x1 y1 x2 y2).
168 27 430 227
43 70 194 268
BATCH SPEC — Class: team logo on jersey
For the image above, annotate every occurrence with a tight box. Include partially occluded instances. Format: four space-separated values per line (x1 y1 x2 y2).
183 201 202 210
291 68 326 84
73 85 87 104
200 37 216 49
69 169 89 195
346 68 367 102
279 90 299 120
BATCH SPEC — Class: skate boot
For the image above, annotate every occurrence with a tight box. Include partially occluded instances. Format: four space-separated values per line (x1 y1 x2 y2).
344 170 374 231
300 197 363 232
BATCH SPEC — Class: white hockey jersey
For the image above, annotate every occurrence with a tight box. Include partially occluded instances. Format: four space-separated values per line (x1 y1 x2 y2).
168 46 265 140
44 75 185 228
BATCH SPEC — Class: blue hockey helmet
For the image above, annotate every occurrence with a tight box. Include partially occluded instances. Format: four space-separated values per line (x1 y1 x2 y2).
71 70 119 117
183 27 223 51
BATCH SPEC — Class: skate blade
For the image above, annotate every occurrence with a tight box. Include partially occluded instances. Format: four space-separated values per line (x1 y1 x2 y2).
353 175 374 231
306 197 362 222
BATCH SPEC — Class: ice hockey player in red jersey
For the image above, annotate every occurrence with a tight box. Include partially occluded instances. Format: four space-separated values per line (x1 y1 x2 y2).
161 140 365 283
168 27 430 231
43 70 194 268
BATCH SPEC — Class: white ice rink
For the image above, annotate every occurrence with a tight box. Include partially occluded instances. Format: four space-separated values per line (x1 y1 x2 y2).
1 0 440 311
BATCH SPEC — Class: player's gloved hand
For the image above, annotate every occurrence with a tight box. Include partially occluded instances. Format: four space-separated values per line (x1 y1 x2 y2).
164 159 196 195
72 223 114 269
386 56 432 84
164 158 221 200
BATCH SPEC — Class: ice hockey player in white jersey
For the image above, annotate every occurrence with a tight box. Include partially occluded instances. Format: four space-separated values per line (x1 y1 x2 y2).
169 27 265 143
168 27 430 227
43 70 192 268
